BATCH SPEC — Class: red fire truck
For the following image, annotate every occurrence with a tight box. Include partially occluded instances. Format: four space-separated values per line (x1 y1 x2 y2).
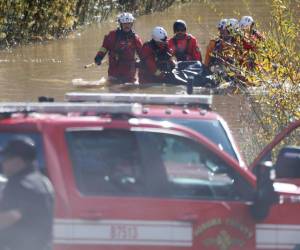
0 100 299 250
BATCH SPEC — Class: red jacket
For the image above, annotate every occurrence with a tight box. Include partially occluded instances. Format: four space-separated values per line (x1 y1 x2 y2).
240 30 264 69
242 29 264 51
168 33 202 62
96 29 143 82
138 40 175 84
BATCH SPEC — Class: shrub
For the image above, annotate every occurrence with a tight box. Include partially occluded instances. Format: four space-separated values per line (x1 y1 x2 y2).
0 0 182 47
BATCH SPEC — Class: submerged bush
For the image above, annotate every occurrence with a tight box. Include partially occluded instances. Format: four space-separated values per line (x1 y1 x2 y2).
0 1 77 45
0 0 185 47
242 0 300 144
221 0 300 162
197 0 299 162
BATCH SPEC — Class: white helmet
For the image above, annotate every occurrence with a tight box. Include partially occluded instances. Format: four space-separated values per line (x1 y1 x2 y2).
217 19 228 30
229 18 239 29
152 26 168 42
118 12 135 24
239 16 254 28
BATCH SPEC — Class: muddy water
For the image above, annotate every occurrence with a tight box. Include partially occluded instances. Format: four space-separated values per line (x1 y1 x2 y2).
0 1 271 162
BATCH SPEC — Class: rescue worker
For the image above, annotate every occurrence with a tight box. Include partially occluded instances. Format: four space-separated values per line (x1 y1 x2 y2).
168 20 202 62
138 26 176 84
239 16 264 69
204 19 237 68
227 18 240 36
239 15 264 51
0 136 54 250
94 12 143 83
227 17 244 60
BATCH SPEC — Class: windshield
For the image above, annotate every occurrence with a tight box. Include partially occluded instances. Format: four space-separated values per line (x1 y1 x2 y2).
152 118 238 161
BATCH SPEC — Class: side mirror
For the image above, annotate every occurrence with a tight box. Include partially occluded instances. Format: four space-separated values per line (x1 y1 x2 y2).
275 146 300 178
250 161 279 221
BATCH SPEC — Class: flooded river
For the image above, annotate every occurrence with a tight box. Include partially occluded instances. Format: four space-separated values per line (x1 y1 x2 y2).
0 1 272 162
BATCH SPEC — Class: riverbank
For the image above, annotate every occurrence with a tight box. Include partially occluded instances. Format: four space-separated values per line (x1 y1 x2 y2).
0 0 187 48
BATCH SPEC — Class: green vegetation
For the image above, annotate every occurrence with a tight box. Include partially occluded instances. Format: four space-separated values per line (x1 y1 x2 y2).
240 0 300 161
249 0 300 126
214 0 300 162
198 0 299 162
0 1 76 46
0 0 182 47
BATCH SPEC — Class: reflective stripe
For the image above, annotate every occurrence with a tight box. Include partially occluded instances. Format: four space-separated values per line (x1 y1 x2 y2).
99 47 107 53
54 220 300 248
256 224 300 249
154 70 161 76
54 219 192 246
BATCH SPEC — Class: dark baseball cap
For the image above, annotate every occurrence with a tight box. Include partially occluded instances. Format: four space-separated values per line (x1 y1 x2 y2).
0 136 36 162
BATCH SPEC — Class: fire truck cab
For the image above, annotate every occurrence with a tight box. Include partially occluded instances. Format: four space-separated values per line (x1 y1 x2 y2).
65 93 245 166
0 100 299 250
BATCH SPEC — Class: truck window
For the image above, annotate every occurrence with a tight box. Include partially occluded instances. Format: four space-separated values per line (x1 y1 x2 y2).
66 129 250 200
152 118 238 161
269 127 300 180
66 129 146 196
136 132 245 200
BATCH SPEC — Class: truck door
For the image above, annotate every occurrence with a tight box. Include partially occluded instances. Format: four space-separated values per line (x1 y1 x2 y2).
61 127 257 250
251 121 300 249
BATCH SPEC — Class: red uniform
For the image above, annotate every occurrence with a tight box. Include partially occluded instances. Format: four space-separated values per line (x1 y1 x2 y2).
242 29 264 51
168 34 202 62
138 40 175 84
95 29 143 83
240 30 264 69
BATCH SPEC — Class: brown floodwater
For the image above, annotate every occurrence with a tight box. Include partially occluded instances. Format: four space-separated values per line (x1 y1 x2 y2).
0 1 272 162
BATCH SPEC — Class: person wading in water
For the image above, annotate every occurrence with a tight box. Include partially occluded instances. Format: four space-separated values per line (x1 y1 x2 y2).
94 12 143 83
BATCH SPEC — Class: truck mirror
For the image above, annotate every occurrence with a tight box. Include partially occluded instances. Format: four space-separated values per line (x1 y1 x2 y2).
250 161 279 221
275 146 300 178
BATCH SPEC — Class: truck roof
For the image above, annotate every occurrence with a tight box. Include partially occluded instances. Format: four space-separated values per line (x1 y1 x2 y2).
64 93 220 120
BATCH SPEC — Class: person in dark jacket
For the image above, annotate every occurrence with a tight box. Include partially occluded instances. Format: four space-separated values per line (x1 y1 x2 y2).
94 12 143 83
138 26 175 84
0 136 54 250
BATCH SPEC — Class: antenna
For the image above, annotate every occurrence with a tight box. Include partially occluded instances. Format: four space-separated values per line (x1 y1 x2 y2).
0 102 142 115
65 93 213 108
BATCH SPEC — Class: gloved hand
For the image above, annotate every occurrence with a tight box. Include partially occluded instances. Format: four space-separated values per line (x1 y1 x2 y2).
94 52 103 65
